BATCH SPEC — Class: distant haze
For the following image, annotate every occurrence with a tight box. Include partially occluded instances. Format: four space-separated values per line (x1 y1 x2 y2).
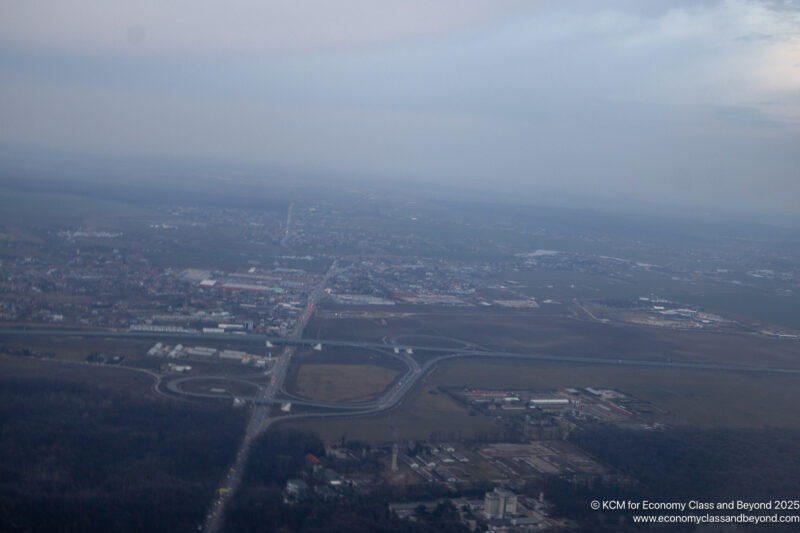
1 1 799 214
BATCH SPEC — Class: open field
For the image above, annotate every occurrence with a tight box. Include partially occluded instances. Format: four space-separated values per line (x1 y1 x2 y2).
430 359 800 429
284 380 499 443
388 334 472 349
0 334 157 363
294 364 399 402
284 345 407 399
289 345 407 367
286 355 800 443
179 377 261 397
307 306 555 346
292 310 800 439
495 254 800 330
0 334 272 378
307 309 800 369
0 353 158 396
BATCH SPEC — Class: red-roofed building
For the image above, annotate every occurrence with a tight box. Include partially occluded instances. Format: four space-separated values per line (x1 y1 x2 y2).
305 453 322 473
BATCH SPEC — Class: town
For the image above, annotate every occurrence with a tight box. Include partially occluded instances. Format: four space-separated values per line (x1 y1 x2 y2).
3 185 800 532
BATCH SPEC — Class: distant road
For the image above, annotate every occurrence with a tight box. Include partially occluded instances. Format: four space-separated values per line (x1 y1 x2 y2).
280 201 294 246
200 259 337 533
0 326 465 351
3 327 800 375
4 316 800 532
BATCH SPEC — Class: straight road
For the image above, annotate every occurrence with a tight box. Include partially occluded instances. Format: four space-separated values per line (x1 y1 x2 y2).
280 202 294 247
3 328 798 375
202 260 337 533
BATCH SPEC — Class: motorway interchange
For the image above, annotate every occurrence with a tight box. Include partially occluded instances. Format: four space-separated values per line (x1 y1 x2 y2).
6 308 800 531
151 330 800 533
4 326 800 533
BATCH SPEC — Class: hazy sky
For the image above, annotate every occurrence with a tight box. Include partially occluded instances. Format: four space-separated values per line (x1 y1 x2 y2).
1 1 799 213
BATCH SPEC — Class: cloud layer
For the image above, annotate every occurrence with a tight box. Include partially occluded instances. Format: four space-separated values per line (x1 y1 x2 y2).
1 0 799 213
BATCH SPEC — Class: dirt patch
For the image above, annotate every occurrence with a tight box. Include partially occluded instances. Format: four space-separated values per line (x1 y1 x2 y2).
294 364 399 403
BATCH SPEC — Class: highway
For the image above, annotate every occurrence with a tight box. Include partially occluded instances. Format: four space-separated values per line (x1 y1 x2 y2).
0 326 491 353
4 298 800 532
189 332 800 533
201 260 337 533
3 328 799 376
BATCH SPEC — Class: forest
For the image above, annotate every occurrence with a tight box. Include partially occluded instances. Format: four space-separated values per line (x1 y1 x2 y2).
225 429 470 533
0 377 246 533
539 425 800 532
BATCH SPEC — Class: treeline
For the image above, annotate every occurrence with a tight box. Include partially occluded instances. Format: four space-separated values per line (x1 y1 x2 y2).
540 425 800 531
573 425 800 503
0 378 247 533
227 491 468 533
243 429 327 487
226 430 469 533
